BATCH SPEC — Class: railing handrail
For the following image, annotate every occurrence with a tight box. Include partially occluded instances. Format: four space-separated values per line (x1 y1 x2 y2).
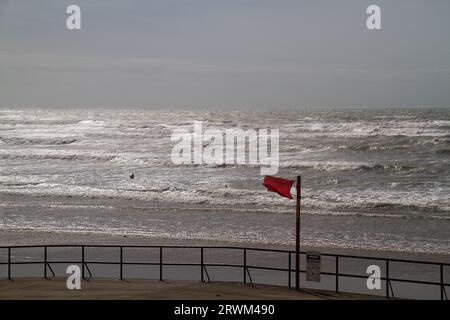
1 244 449 266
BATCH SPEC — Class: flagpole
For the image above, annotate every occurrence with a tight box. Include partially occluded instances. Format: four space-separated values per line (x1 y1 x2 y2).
295 175 301 290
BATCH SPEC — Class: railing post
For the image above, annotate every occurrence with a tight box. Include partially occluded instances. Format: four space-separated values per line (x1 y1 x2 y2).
386 260 390 299
120 246 123 281
441 264 444 301
159 247 163 281
243 249 247 284
335 256 339 293
81 246 85 280
44 246 47 279
7 247 11 280
201 247 204 282
288 252 291 288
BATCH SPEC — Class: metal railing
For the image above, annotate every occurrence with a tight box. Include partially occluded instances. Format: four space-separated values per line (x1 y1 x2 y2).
0 245 448 300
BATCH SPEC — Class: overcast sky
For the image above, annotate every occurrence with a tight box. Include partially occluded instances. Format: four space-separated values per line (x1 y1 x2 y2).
0 0 449 109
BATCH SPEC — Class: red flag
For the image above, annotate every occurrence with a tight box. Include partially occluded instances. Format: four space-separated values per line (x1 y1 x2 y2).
263 176 294 199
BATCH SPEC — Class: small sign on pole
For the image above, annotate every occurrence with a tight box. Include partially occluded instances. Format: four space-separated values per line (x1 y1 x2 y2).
306 251 321 282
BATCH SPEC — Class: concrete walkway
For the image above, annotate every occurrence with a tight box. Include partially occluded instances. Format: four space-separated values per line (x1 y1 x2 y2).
0 278 383 300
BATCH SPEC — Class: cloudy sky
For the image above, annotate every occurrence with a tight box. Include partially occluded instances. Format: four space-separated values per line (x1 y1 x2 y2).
0 0 449 109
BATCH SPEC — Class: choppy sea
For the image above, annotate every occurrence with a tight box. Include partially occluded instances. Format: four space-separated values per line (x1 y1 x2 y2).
0 108 449 253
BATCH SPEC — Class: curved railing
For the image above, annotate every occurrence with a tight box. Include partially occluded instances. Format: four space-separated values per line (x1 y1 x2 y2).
0 245 448 300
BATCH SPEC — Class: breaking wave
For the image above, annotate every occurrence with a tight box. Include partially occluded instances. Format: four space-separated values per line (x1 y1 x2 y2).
0 181 448 220
0 137 77 145
162 160 422 173
0 150 116 162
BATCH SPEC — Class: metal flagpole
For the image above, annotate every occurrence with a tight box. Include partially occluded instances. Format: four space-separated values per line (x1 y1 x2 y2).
296 175 301 290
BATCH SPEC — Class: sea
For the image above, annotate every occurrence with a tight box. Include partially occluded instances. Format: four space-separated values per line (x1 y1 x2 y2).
0 108 449 254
